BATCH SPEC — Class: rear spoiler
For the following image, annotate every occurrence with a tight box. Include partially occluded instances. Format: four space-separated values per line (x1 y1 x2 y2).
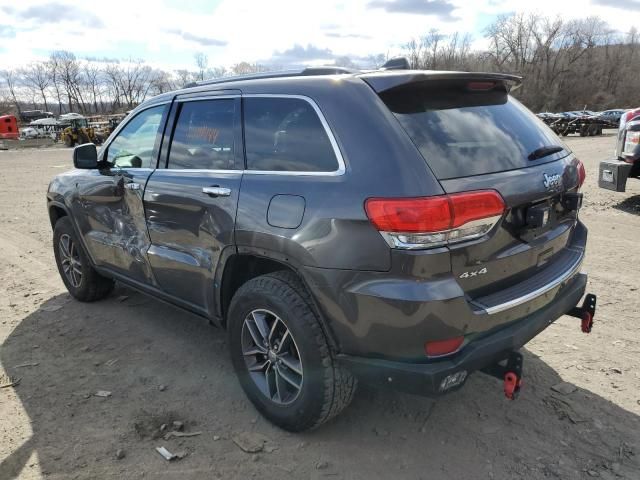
358 70 523 93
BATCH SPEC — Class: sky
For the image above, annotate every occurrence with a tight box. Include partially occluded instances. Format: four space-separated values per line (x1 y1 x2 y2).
0 0 639 71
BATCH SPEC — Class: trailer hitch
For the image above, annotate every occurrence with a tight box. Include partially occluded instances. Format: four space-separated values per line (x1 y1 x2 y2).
567 293 596 333
481 351 523 400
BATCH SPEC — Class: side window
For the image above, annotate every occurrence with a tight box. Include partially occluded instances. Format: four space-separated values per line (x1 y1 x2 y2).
244 97 339 172
106 105 165 168
167 99 237 170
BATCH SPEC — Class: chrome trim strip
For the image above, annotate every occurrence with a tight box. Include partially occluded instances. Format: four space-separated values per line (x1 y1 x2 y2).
472 251 584 315
242 94 346 177
161 169 241 174
178 94 239 102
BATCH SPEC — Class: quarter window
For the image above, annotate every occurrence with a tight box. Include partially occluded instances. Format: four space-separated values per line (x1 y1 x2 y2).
244 97 339 172
106 105 165 168
168 99 237 170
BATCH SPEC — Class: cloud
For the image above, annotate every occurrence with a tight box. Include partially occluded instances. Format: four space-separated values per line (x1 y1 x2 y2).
166 29 227 47
592 0 640 10
325 32 371 39
367 0 457 20
13 2 104 28
0 25 16 39
268 44 337 65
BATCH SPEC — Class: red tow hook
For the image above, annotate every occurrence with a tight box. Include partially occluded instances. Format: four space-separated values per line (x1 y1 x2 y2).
481 351 524 400
581 311 593 333
568 293 596 334
504 371 522 400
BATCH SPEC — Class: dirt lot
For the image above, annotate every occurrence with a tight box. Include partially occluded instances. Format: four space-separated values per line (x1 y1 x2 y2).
1 134 639 480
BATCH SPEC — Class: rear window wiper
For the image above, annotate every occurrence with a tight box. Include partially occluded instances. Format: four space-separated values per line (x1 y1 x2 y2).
528 145 565 161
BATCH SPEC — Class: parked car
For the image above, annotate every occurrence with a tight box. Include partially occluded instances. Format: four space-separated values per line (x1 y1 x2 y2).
47 65 596 431
597 109 626 126
599 108 640 192
20 127 41 139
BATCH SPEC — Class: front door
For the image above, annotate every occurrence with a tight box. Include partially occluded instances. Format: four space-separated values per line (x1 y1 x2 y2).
73 103 169 285
144 96 243 314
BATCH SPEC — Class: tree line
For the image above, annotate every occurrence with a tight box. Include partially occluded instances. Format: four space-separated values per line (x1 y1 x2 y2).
0 49 267 117
404 14 640 112
1 13 639 118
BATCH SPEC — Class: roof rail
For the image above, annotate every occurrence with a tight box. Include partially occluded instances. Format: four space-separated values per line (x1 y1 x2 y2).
192 66 357 88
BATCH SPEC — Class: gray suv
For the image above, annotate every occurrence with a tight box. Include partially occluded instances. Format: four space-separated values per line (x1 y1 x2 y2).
47 64 596 431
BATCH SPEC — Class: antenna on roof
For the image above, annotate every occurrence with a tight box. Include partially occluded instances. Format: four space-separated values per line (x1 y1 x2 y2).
380 57 411 70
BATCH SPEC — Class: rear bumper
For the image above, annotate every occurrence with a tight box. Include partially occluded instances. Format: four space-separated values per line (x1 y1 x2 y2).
304 222 588 360
337 272 587 397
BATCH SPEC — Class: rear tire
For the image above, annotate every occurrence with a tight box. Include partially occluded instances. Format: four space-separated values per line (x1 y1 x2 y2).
53 216 114 302
227 271 357 431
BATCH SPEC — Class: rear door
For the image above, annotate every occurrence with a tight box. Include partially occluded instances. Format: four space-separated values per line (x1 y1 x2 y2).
376 78 584 301
143 94 243 315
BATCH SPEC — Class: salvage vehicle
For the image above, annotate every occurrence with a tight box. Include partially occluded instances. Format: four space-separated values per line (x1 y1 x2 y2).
598 108 640 192
597 109 626 127
47 61 597 431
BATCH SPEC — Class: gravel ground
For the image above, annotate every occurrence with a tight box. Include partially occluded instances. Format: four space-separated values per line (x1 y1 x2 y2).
0 134 639 479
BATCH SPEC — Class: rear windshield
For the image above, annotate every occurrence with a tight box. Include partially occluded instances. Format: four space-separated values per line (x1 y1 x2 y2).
381 82 567 179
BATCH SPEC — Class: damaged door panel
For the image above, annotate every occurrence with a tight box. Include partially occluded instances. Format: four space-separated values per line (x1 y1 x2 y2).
73 103 170 285
144 96 243 313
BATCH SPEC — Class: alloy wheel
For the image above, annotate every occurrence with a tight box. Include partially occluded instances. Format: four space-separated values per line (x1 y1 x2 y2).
241 309 303 405
59 233 82 288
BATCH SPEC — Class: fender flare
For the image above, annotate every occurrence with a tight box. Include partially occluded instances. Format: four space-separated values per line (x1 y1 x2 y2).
47 200 98 267
215 245 340 351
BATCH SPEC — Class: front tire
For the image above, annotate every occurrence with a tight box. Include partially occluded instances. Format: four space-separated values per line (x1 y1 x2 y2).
53 216 114 302
227 271 357 431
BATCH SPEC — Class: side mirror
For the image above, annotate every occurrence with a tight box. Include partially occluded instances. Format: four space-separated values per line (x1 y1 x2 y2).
73 143 98 169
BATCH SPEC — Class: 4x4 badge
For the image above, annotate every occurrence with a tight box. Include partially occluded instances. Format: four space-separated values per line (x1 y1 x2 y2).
543 173 562 191
459 267 487 279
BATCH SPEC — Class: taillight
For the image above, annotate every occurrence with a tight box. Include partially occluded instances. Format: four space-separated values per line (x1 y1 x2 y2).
623 131 640 160
577 160 586 188
365 190 505 249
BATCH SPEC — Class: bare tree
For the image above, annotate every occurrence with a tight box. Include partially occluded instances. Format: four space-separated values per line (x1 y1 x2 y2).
50 51 87 113
194 52 208 81
0 70 22 116
114 60 154 108
231 62 267 75
46 57 65 114
21 63 50 112
82 62 103 113
174 69 196 88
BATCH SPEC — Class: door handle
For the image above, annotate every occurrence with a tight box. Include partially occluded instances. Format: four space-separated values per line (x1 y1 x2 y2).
124 182 141 191
202 186 231 197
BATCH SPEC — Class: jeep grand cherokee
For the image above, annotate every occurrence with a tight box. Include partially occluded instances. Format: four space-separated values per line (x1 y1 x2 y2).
47 62 596 431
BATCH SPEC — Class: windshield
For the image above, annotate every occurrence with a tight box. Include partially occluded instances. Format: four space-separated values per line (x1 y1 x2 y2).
381 82 569 179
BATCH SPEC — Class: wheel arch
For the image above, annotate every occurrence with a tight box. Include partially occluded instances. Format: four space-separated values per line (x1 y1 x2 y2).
48 201 69 229
217 249 339 350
